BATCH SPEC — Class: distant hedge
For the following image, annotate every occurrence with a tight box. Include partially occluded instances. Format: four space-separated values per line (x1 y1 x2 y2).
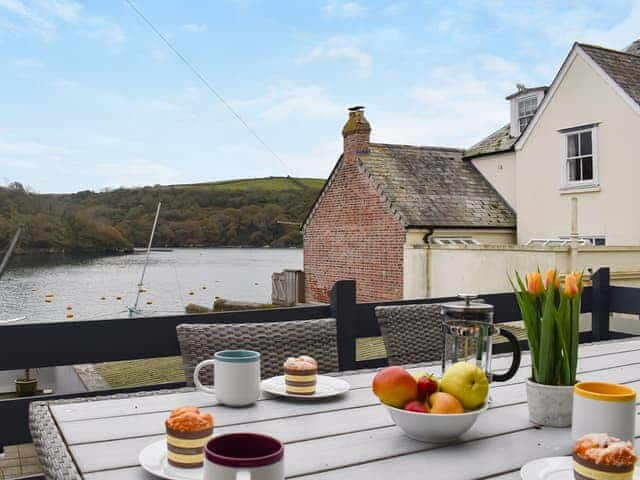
0 177 324 252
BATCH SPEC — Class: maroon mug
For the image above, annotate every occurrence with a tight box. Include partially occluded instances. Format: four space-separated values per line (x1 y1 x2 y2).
204 433 284 480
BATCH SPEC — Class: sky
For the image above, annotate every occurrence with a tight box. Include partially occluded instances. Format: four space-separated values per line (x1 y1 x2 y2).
1 0 639 193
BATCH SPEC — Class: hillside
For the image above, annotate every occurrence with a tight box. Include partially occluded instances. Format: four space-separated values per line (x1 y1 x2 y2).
0 177 325 252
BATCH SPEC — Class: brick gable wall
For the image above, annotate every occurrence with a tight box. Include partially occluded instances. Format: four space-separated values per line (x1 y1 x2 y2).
303 127 405 303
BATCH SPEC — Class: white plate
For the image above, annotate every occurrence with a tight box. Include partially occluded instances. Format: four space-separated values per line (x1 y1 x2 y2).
139 439 203 480
520 456 639 479
261 375 350 399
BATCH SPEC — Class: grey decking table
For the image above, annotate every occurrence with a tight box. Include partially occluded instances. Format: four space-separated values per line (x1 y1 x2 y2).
30 338 640 480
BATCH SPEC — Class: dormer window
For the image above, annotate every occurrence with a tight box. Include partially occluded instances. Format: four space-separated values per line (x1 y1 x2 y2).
517 97 537 133
507 85 548 138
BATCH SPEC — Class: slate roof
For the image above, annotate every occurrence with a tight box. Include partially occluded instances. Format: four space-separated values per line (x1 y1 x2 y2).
579 43 640 106
357 143 516 229
463 124 516 159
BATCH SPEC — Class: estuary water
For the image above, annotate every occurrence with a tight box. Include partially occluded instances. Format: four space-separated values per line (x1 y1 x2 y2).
0 248 303 324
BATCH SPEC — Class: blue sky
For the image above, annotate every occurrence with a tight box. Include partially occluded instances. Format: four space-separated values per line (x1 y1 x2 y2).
1 0 639 193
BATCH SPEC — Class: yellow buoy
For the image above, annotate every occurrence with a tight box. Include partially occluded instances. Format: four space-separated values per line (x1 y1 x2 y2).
66 313 74 319
66 306 72 310
146 300 153 305
116 296 122 300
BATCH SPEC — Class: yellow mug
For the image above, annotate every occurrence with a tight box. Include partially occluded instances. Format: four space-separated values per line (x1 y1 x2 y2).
572 382 637 443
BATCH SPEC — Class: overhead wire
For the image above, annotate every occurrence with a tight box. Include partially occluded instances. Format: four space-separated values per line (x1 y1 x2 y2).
123 0 294 176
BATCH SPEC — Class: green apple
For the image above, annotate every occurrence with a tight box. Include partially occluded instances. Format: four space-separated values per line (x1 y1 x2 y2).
440 361 489 410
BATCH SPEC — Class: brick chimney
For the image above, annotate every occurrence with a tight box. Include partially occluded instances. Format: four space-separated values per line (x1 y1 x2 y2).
342 106 371 164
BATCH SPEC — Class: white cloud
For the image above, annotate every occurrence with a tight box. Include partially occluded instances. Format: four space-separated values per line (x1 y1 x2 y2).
298 29 398 76
384 2 405 16
304 43 372 74
32 0 81 23
0 0 125 44
14 57 43 68
98 159 186 188
370 54 523 148
232 85 343 121
489 2 640 51
322 0 366 20
0 138 68 156
182 23 207 33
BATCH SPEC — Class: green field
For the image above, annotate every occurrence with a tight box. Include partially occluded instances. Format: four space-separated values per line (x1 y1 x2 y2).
171 177 325 192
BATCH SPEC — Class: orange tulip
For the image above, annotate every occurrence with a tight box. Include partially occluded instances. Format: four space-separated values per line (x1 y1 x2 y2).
564 273 579 298
572 271 582 286
545 269 560 289
527 271 544 297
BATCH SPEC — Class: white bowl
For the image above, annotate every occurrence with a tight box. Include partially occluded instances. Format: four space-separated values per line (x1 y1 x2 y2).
383 403 487 443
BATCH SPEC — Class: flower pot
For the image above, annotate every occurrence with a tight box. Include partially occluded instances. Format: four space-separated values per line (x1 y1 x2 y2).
15 377 38 396
526 378 574 427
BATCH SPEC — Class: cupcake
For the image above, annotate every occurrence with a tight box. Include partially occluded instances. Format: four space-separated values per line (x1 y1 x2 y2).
573 433 637 480
283 355 318 395
165 406 214 468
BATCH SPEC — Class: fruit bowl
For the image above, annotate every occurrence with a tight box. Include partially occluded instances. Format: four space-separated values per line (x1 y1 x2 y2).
382 403 487 443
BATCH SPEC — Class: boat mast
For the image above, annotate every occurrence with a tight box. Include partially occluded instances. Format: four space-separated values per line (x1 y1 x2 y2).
129 202 161 318
0 227 22 281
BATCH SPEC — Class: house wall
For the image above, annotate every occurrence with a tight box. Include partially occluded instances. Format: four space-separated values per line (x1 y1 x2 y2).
516 52 640 245
403 228 515 299
404 244 640 299
470 152 517 209
303 125 406 303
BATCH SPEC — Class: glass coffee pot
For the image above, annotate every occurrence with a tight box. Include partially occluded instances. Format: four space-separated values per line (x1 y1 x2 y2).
441 294 521 382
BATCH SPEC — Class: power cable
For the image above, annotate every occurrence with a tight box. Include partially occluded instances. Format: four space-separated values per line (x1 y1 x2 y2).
123 0 294 176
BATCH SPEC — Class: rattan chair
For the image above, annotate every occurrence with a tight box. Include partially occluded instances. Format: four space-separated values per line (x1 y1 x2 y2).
177 318 339 387
375 304 444 365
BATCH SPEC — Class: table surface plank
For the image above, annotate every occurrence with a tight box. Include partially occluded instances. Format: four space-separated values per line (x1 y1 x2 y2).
47 338 640 480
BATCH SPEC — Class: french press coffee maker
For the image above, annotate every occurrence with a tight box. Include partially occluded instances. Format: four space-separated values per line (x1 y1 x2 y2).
441 294 521 382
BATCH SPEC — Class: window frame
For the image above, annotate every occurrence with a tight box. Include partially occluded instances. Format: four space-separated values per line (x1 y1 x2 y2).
561 126 599 188
516 96 537 134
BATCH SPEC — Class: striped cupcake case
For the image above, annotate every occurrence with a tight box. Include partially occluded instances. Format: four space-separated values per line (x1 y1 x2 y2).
260 375 350 399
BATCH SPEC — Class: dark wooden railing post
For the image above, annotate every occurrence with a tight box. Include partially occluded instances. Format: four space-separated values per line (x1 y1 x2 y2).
330 280 357 371
591 267 610 341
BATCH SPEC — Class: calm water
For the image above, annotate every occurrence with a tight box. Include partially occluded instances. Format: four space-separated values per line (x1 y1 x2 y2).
0 248 302 324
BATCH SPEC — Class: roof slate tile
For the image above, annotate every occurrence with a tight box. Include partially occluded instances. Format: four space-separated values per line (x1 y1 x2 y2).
357 143 515 229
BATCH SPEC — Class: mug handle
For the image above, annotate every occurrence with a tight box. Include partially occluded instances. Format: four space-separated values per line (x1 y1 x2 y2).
236 471 251 480
492 327 521 382
193 359 216 394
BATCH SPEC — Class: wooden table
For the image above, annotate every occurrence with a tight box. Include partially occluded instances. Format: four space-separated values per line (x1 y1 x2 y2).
32 338 640 480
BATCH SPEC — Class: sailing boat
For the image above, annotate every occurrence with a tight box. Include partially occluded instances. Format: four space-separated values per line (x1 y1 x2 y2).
0 227 26 324
128 202 162 318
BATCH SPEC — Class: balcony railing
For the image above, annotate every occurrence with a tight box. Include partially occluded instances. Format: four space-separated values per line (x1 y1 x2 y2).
0 267 637 445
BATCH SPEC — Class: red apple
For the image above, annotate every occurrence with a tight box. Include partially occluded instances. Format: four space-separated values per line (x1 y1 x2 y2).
404 400 428 413
416 374 439 400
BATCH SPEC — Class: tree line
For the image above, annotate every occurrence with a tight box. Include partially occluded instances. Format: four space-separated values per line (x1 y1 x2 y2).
0 177 324 253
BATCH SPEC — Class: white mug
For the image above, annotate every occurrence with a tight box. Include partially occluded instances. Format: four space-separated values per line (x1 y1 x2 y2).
203 433 284 480
572 381 637 443
194 350 260 407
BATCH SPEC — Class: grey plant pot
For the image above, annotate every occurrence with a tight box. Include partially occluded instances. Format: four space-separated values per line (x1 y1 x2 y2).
526 378 574 427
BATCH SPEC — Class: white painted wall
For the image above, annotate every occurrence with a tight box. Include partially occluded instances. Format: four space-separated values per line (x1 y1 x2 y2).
470 152 517 209
515 52 640 245
402 244 640 299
